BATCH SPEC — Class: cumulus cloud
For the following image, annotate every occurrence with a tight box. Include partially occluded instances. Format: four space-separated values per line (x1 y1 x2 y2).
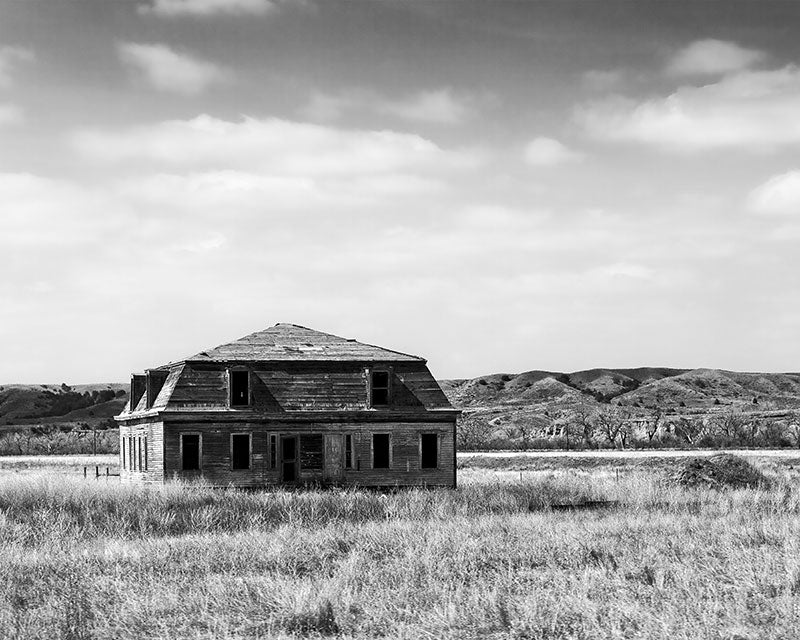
0 46 34 88
747 170 800 216
303 87 483 125
523 137 584 166
73 114 478 175
667 39 765 76
381 88 476 124
139 0 276 17
575 65 800 152
117 42 229 94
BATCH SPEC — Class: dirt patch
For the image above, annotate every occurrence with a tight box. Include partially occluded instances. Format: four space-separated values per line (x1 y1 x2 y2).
675 453 771 489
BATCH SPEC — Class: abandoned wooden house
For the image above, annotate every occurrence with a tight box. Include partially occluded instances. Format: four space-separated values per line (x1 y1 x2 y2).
115 323 459 487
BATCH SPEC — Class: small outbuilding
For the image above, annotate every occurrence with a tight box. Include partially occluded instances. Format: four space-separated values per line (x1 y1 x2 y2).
115 323 459 487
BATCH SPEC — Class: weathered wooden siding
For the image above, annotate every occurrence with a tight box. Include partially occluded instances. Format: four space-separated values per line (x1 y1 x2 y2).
151 364 185 410
163 422 273 486
164 362 450 412
160 420 456 487
119 420 164 484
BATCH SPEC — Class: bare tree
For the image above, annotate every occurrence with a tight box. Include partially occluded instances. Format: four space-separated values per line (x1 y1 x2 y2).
456 415 494 450
673 416 707 446
644 406 663 443
514 419 538 450
596 406 626 449
711 408 749 442
551 409 576 449
555 400 598 447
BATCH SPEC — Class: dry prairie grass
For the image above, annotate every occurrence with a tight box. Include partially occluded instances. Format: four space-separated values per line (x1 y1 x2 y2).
1 463 799 639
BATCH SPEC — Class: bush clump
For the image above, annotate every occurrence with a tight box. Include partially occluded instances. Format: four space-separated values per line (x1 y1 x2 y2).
675 453 771 489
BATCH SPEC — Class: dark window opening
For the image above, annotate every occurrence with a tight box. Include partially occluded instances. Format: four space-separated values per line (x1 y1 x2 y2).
373 433 390 469
269 435 277 469
421 433 438 469
143 436 148 471
137 436 142 471
370 371 390 406
345 434 353 469
230 370 249 406
300 434 324 470
182 434 200 471
129 436 134 471
231 434 250 470
121 437 126 470
282 436 296 482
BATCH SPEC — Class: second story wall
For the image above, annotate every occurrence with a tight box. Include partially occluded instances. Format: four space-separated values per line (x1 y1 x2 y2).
163 361 452 413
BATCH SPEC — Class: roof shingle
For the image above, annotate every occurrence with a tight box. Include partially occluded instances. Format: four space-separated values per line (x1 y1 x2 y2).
175 323 425 364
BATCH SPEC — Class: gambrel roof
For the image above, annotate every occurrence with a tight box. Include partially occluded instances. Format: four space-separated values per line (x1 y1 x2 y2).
172 323 425 365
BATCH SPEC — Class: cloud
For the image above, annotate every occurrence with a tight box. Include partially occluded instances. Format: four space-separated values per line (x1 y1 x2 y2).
302 87 483 125
576 65 800 152
381 88 476 124
139 0 276 17
582 69 625 91
667 39 765 76
73 114 479 175
747 170 800 216
523 137 584 166
0 46 34 88
117 42 229 94
0 103 22 126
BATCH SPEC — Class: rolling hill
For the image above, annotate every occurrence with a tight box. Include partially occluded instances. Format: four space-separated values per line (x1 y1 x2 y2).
0 383 128 429
441 368 800 447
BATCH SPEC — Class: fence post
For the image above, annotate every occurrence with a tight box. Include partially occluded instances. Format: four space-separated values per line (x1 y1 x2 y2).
95 465 99 478
83 466 87 478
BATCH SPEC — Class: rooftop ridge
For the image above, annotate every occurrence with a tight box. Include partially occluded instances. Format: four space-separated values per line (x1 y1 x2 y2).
159 323 425 366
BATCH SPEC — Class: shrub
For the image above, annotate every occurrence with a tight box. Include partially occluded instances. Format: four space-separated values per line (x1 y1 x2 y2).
675 454 771 490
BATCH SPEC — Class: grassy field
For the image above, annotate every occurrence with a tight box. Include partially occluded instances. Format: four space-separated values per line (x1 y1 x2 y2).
1 456 799 639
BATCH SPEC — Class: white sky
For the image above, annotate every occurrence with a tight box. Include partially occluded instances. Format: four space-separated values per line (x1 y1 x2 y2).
1 1 799 382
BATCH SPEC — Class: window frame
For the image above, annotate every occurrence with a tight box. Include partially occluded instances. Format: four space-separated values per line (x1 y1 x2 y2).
420 432 439 469
180 432 202 472
371 432 392 469
230 432 252 471
368 367 392 408
229 368 251 408
269 434 278 470
345 434 353 469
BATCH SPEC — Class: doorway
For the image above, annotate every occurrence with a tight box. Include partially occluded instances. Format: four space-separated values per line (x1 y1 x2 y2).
281 436 297 482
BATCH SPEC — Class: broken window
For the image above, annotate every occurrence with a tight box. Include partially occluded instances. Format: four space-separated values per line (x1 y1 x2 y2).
370 370 390 406
372 433 390 469
230 370 249 407
231 433 251 470
181 434 201 471
300 434 323 470
345 434 353 469
269 434 277 469
421 433 438 469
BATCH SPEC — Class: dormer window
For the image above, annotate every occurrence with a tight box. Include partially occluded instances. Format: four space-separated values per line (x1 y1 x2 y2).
370 369 390 407
229 369 250 407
